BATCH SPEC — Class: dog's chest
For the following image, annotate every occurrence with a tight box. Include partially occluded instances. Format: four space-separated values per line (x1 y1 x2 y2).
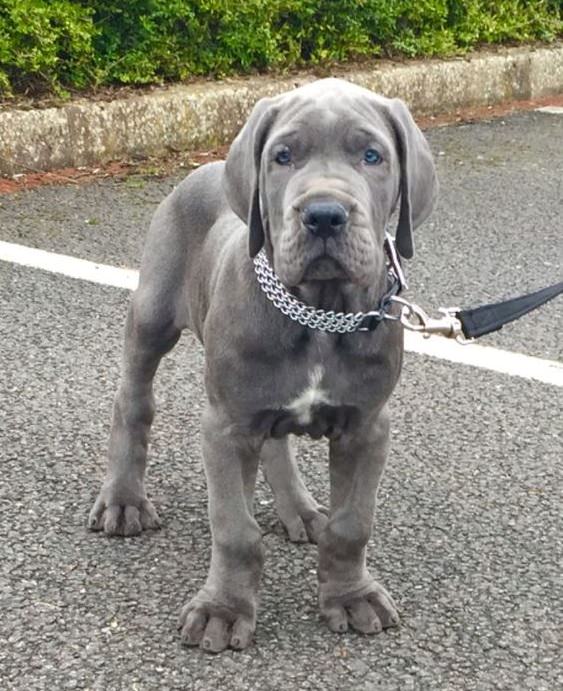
252 364 360 440
218 322 402 440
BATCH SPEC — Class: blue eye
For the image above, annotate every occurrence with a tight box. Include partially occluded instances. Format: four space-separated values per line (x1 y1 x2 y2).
364 148 382 165
275 147 292 165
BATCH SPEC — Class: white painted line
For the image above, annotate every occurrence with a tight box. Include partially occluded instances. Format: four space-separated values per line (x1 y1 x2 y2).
536 106 563 115
404 331 563 387
0 240 139 291
1 239 562 387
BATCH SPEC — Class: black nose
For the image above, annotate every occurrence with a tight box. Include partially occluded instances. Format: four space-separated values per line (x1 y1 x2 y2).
302 201 348 239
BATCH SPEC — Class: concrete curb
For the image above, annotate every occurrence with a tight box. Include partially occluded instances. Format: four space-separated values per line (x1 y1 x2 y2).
1 44 562 176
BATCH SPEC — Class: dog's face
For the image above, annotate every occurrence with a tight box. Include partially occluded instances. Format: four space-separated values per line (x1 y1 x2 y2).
225 79 437 287
260 93 399 287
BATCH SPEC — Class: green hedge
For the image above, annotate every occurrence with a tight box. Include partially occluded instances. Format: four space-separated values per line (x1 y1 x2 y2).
0 1 561 95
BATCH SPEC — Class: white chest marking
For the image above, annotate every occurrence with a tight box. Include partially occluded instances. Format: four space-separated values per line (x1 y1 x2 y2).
287 366 330 424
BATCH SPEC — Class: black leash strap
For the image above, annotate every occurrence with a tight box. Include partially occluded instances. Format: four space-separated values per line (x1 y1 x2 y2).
456 281 563 339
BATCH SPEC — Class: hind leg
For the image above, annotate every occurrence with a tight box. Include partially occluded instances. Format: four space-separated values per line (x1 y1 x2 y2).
88 287 181 536
88 188 191 537
262 437 327 543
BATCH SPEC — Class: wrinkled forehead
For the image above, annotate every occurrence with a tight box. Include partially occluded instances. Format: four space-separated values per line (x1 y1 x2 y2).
268 84 395 154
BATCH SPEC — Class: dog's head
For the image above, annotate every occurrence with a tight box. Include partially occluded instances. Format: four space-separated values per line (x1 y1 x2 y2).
224 79 437 288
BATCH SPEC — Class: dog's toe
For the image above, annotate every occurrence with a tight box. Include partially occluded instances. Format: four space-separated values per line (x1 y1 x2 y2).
346 599 382 634
284 515 309 543
139 499 161 529
201 616 230 653
102 505 125 535
230 617 254 650
178 607 205 645
324 605 348 633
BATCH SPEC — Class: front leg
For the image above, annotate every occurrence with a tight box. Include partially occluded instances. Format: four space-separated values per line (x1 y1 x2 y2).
318 406 399 634
178 405 263 653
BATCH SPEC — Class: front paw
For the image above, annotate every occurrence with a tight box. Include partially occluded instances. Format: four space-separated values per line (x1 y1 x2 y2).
178 588 256 653
320 579 399 635
88 481 160 536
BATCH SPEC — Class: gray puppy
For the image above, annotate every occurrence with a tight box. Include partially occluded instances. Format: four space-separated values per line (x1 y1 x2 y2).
89 78 437 653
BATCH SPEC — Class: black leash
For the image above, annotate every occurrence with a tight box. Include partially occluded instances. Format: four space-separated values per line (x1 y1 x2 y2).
455 281 563 339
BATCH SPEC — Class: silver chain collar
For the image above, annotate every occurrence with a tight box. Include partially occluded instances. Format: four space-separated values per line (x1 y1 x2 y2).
253 233 407 334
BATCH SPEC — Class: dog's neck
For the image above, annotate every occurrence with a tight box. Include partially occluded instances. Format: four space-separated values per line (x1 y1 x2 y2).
292 274 388 314
255 237 392 317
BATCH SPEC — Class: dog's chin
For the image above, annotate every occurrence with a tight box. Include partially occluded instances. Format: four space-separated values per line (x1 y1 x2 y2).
302 256 350 282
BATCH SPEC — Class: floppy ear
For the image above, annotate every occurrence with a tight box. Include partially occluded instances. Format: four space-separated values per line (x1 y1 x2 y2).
224 97 279 257
385 99 438 259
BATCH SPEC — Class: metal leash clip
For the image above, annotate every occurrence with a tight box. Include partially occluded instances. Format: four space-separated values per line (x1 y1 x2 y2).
390 297 471 344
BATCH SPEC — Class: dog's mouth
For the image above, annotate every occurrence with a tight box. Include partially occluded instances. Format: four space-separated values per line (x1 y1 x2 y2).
302 254 349 281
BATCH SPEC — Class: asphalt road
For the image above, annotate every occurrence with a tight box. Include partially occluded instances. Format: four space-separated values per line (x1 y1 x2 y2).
1 109 562 691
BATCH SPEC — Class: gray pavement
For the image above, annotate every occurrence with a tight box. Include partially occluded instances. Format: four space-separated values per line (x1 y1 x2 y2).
0 109 562 690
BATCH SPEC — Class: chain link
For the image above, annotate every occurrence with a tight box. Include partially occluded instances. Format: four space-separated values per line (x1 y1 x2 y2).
253 250 396 333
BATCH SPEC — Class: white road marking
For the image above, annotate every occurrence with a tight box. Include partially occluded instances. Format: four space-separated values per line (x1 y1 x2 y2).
536 106 563 115
1 239 561 387
0 240 139 291
404 331 563 387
